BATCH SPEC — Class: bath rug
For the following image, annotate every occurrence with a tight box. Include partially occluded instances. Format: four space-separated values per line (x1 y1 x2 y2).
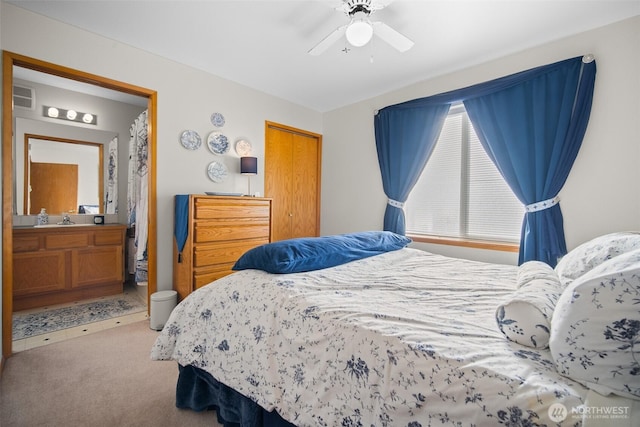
12 292 146 340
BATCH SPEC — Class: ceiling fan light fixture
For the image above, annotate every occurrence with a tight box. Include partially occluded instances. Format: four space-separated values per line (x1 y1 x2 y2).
345 18 373 47
308 0 412 56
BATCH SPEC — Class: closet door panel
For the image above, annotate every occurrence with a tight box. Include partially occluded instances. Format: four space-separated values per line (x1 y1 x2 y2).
266 129 294 242
291 133 319 238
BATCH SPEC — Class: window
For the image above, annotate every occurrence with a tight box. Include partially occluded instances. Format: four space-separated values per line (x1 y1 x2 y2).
405 105 524 243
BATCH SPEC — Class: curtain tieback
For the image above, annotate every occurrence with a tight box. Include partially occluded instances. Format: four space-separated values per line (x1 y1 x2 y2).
387 198 405 209
525 195 560 213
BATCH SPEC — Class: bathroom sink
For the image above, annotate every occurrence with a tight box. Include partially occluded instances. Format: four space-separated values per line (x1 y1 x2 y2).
33 223 97 228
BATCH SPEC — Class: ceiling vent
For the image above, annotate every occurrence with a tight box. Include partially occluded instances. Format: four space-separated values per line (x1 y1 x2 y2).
13 84 35 110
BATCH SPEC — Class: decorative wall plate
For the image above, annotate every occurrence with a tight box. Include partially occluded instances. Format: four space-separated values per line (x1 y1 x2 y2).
234 138 252 156
207 161 228 183
207 131 230 155
210 112 225 127
180 130 202 150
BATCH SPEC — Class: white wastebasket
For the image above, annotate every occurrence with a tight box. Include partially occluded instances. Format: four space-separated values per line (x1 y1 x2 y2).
150 290 177 330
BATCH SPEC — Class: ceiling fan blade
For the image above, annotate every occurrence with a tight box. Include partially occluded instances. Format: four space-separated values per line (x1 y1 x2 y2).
308 25 347 55
370 0 395 12
372 21 414 52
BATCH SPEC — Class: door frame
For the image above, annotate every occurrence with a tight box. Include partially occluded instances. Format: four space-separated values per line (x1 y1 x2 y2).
2 51 158 360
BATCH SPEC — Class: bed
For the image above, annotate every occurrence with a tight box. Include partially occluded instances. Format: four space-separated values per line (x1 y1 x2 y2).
151 231 640 426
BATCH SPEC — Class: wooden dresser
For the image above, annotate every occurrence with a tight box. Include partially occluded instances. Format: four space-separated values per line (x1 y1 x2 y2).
13 224 126 311
173 195 272 300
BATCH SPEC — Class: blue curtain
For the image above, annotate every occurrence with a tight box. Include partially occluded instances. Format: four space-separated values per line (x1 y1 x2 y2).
374 55 596 265
464 58 596 266
374 105 450 234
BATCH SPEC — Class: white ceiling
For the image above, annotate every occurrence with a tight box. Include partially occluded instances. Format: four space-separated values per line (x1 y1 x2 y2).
7 0 640 112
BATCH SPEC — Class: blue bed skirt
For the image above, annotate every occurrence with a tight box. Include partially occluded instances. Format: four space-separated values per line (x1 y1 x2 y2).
176 364 296 427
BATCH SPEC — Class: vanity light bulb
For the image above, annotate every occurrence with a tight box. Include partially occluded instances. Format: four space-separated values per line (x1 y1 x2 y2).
82 113 94 123
66 110 77 120
47 107 59 118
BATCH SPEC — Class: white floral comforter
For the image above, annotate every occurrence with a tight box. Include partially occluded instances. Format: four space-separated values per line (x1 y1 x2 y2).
152 248 587 426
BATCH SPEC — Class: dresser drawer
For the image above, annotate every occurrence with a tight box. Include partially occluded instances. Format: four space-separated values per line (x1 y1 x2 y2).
193 239 268 268
193 265 235 289
194 197 271 220
194 222 270 243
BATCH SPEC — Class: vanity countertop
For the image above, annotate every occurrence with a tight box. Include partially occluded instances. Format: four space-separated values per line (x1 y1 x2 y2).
13 223 126 230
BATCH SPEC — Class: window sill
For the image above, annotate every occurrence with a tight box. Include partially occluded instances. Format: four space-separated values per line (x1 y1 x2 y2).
407 234 519 253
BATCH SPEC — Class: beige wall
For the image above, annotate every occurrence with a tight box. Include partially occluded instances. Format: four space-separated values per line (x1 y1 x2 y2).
321 16 640 265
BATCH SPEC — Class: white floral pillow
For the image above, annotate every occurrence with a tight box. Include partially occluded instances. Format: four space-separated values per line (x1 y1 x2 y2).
555 231 640 286
496 272 563 349
550 248 640 400
516 260 556 288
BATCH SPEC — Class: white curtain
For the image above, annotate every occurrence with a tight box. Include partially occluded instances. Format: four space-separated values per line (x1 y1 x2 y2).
127 110 149 285
105 136 118 214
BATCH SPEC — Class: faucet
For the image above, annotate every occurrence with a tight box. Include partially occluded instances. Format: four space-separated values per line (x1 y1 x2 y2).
60 212 75 225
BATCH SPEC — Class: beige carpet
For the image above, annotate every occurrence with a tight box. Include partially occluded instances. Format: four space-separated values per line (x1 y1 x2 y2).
0 320 222 427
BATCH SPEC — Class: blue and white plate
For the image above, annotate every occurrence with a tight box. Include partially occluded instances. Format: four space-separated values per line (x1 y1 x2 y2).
207 131 230 155
210 112 225 127
180 130 202 150
207 161 228 183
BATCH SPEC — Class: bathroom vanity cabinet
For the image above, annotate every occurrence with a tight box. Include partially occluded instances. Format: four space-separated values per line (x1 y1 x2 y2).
12 224 126 311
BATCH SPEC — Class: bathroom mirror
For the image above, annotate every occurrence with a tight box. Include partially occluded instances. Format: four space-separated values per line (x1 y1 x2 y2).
11 65 145 218
22 135 104 215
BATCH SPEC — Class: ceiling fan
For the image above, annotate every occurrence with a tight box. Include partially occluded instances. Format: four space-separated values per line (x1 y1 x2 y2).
308 0 414 56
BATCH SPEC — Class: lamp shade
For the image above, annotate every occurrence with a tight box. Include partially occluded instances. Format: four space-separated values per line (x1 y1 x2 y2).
240 157 257 175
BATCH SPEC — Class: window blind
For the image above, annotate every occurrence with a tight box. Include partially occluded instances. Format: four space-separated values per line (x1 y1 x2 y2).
406 109 523 243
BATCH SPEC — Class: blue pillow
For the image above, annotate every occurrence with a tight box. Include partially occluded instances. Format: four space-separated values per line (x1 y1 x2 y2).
232 231 411 274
